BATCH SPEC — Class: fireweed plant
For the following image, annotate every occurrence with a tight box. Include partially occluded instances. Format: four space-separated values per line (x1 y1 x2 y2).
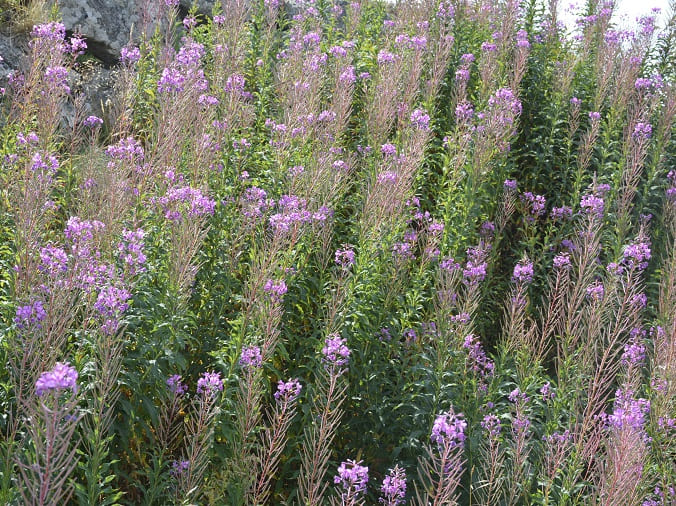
0 0 675 504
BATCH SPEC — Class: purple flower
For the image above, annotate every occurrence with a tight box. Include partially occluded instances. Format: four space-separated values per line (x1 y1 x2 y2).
240 345 263 369
118 228 146 275
263 279 287 301
550 206 572 221
633 122 652 140
15 300 47 329
481 414 501 437
455 102 474 121
512 261 534 284
431 409 467 448
586 281 604 301
589 111 601 121
381 143 397 156
463 334 494 378
521 192 546 216
322 334 350 367
553 253 571 269
622 339 646 366
170 460 190 477
513 416 531 432
120 46 141 64
39 245 69 276
196 371 223 396
622 241 651 271
463 246 488 285
455 67 470 82
167 375 188 396
157 185 216 222
377 171 399 184
410 108 431 131
540 382 555 401
274 379 302 402
335 245 356 269
334 459 369 494
504 179 518 190
35 362 78 396
377 50 396 65
379 466 406 505
580 193 604 218
604 388 650 433
508 388 529 404
83 115 103 128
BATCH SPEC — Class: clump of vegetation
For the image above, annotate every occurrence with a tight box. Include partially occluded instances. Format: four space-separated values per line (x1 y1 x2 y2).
0 0 674 504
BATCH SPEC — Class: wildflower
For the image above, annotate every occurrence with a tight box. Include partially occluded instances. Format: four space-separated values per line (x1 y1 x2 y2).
379 466 406 505
604 389 650 433
170 460 190 476
550 206 573 220
622 339 646 366
378 171 399 184
512 261 534 284
196 372 223 396
481 414 501 437
540 382 555 401
431 410 467 447
521 192 546 216
455 102 474 121
633 122 652 139
580 193 604 218
120 46 141 64
622 241 651 271
553 253 571 269
39 245 68 276
335 459 369 496
335 245 356 269
263 279 287 301
377 50 396 65
239 346 263 369
83 115 103 128
118 228 146 275
463 334 494 377
586 281 604 301
509 388 529 404
463 247 488 285
274 379 302 402
167 375 188 396
35 362 78 396
15 300 47 329
410 109 431 131
322 334 350 367
381 143 397 156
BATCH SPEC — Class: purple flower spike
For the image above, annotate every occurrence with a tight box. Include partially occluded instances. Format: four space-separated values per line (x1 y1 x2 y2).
512 261 534 284
379 465 406 505
196 371 223 397
322 334 350 367
274 379 302 402
240 345 263 369
431 409 467 448
36 362 78 396
167 375 188 396
334 459 369 494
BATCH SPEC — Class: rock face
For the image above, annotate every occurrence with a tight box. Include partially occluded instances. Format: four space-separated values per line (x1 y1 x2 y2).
0 31 26 77
57 0 217 64
57 0 151 64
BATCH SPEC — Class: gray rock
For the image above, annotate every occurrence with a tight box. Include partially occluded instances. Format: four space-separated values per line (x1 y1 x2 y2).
0 30 27 77
57 1 218 64
57 0 145 64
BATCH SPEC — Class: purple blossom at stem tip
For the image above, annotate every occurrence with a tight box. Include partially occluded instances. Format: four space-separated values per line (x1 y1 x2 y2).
36 362 78 396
